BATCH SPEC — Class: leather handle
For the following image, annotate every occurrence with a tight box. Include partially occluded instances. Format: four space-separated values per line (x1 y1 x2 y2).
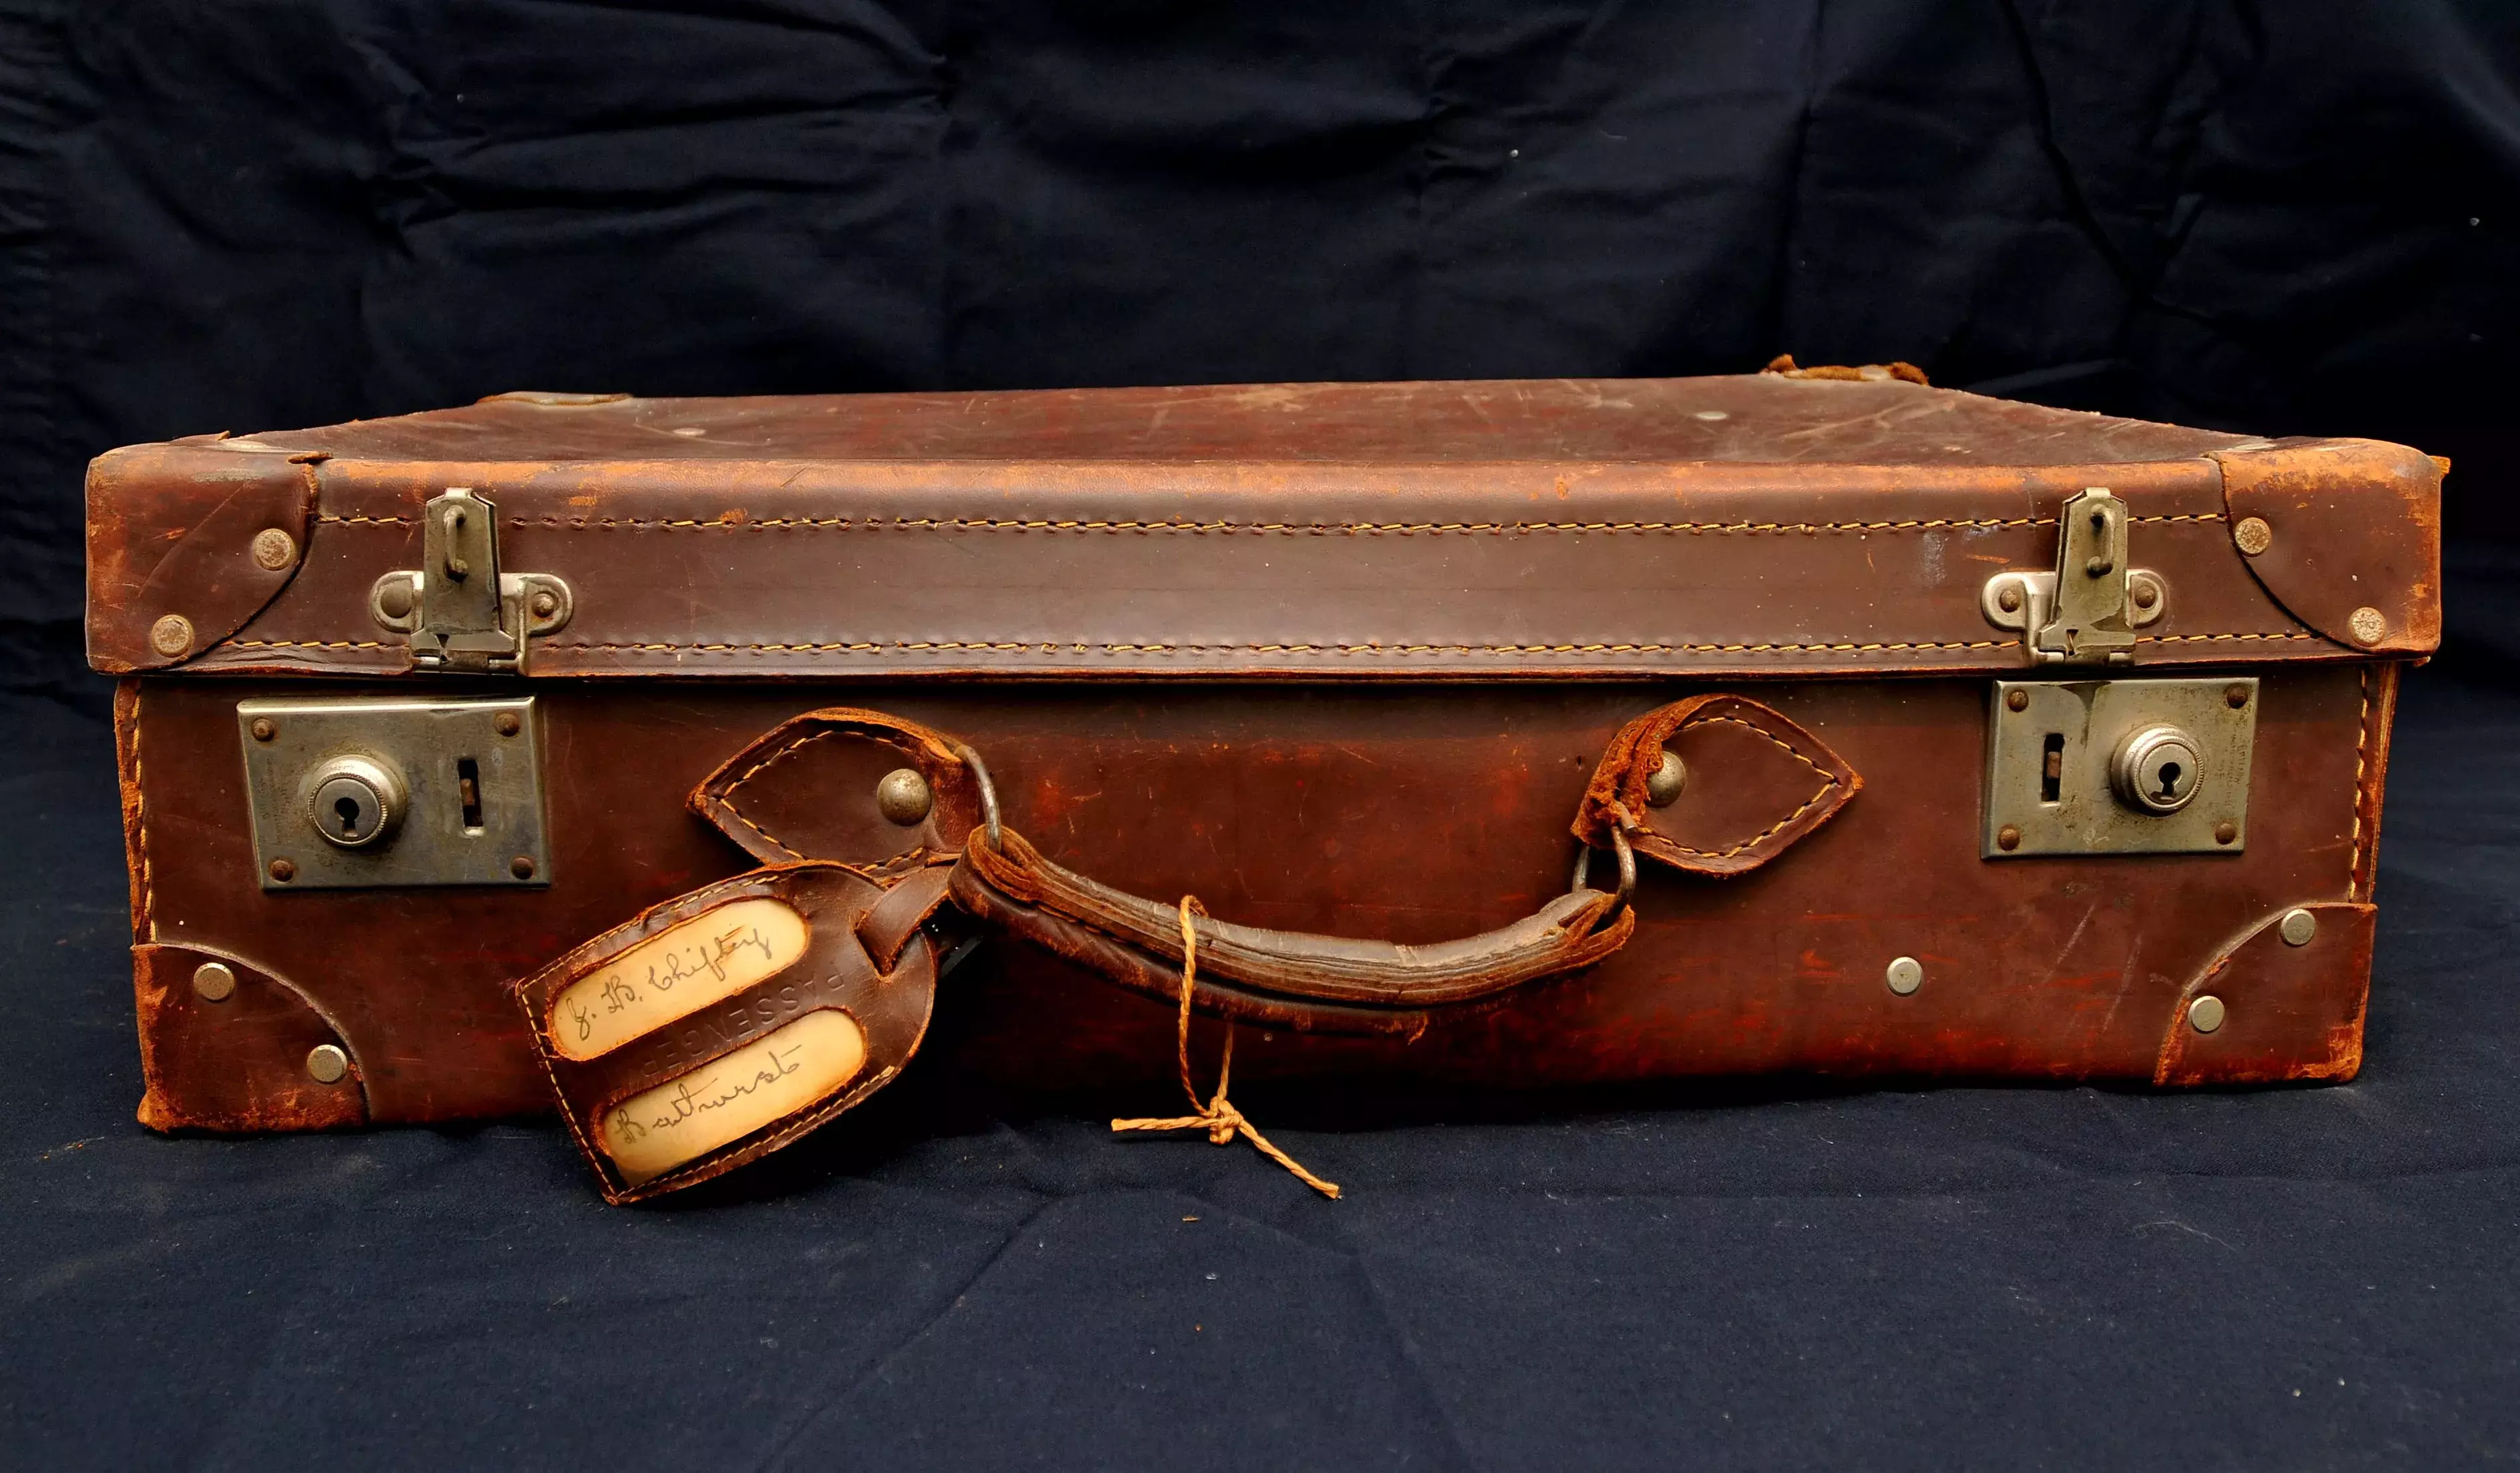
948 823 1636 1037
687 696 1859 1036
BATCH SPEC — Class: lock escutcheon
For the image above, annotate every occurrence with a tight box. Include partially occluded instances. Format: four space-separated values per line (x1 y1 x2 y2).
2109 723 2202 815
304 753 408 849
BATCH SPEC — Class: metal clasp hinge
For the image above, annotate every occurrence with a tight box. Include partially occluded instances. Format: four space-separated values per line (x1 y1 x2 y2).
1981 487 2165 665
369 488 572 674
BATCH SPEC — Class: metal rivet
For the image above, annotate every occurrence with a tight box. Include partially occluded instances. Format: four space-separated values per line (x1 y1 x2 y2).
1996 584 2024 614
2279 908 2318 947
876 767 934 825
494 712 522 737
2232 516 2274 556
267 857 296 882
2188 995 2227 1034
2348 606 2387 646
249 717 277 742
530 588 560 619
250 528 298 570
191 961 237 1002
2132 581 2159 610
510 855 536 880
1645 751 1686 807
2225 684 2250 710
375 580 416 620
2214 821 2238 845
149 614 193 656
2005 688 2029 712
1885 957 1924 995
305 1044 350 1084
1996 824 2022 851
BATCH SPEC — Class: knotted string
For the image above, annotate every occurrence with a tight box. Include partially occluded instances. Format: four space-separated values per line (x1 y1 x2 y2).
1109 895 1342 1199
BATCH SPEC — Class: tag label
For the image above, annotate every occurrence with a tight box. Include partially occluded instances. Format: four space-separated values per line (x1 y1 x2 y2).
548 897 807 1061
596 1008 869 1184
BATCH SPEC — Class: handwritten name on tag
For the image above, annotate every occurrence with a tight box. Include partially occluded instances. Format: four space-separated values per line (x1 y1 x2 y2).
549 898 807 1061
597 1009 867 1184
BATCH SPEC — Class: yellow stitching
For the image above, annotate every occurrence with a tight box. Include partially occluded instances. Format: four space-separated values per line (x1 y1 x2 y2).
543 632 2303 657
2138 632 2323 645
228 638 398 650
711 729 835 860
129 685 151 939
318 512 2227 535
2350 665 2371 900
498 514 2062 535
1655 781 1841 859
1649 711 1839 858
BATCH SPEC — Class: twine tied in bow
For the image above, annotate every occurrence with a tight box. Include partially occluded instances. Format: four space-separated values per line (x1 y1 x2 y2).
1109 896 1341 1199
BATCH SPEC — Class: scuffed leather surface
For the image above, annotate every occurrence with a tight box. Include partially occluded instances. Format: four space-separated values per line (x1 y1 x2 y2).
2155 901 2377 1087
131 942 366 1133
1573 694 1860 874
514 862 935 1204
2216 437 2444 654
85 441 315 673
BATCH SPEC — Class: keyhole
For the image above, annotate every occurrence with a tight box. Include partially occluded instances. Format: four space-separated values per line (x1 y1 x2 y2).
2154 761 2182 800
336 793 364 836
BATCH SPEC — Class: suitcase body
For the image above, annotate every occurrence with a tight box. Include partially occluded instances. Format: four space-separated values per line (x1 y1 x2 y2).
89 372 2439 1149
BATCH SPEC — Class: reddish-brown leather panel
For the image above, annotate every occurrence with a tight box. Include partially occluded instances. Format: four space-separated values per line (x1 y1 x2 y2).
87 442 314 672
2216 438 2443 654
132 943 367 1132
119 670 2392 1127
177 456 2339 680
2154 902 2376 1085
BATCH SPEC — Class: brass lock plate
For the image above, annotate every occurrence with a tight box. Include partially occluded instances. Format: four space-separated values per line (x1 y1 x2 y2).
1982 678 2256 857
237 697 552 891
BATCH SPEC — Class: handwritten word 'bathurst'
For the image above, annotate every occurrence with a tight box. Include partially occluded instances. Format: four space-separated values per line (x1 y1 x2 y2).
550 897 807 1061
597 1009 867 1183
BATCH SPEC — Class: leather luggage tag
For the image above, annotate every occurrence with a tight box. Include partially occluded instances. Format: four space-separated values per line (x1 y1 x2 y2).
514 861 950 1205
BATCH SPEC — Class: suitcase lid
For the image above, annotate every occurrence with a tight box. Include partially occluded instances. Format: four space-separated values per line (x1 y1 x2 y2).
87 371 2441 680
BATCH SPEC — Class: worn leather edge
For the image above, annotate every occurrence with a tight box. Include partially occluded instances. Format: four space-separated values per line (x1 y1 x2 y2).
1573 694 1861 871
87 441 317 672
2349 662 2401 903
132 941 372 1133
2212 438 2442 654
2152 901 2377 1087
689 706 984 867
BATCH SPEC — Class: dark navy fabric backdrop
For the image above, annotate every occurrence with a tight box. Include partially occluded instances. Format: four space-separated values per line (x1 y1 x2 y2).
1 2 2515 1466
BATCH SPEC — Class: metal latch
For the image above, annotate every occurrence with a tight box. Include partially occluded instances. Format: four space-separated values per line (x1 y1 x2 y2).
369 488 572 673
1981 488 2166 665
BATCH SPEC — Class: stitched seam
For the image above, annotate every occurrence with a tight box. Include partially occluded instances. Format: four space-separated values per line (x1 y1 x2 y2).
131 686 151 937
1655 781 1840 859
536 632 2311 657
1653 712 1839 858
309 511 2226 535
711 729 833 860
2349 665 2371 900
225 639 394 651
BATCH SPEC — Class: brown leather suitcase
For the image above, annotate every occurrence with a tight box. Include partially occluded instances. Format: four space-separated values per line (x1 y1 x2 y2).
88 364 2442 1201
